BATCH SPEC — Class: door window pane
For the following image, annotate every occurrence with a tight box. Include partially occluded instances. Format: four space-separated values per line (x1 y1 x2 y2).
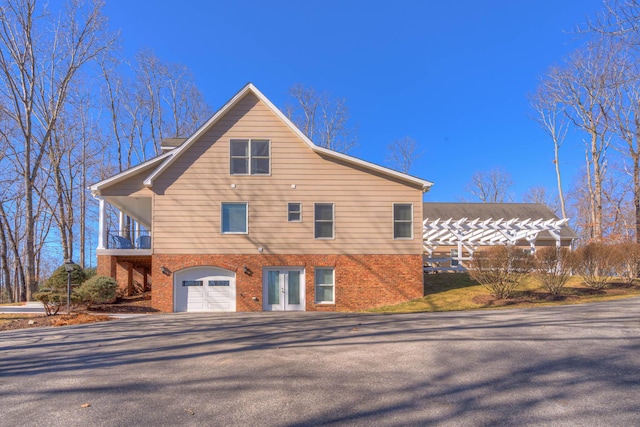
221 203 247 233
288 271 300 305
267 271 280 305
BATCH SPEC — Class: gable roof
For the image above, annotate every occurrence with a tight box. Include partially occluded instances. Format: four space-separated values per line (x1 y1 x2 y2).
89 151 172 195
423 202 577 240
142 83 433 190
91 83 433 194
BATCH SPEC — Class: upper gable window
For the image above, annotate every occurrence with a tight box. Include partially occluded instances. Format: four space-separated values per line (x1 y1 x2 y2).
230 139 270 175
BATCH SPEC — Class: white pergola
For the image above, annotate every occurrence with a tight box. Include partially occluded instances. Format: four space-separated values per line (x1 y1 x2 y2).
423 217 570 271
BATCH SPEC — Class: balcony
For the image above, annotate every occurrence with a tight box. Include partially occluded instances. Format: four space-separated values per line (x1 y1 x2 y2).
97 229 153 256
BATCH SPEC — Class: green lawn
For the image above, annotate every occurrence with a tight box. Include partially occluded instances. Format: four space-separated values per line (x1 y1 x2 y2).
369 273 640 313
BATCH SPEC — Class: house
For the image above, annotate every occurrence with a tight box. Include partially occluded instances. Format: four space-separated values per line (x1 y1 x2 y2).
90 83 433 312
422 202 577 271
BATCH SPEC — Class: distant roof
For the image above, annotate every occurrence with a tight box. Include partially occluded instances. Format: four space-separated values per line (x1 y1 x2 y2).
423 202 577 240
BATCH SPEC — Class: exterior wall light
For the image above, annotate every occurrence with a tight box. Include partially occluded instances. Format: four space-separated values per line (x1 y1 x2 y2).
160 266 171 276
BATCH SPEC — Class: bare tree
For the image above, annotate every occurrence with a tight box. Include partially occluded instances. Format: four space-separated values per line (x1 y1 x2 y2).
386 136 421 174
523 186 560 213
0 0 113 300
530 80 570 218
588 0 640 43
286 84 357 154
465 168 513 203
548 38 626 241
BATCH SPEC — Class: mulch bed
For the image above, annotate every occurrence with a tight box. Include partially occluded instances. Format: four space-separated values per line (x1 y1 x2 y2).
472 281 640 307
1 292 158 332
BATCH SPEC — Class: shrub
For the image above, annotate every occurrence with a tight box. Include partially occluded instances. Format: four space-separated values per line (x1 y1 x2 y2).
44 263 86 291
83 267 97 280
534 247 575 295
35 263 86 315
467 246 534 299
75 276 118 308
610 242 640 284
575 242 616 290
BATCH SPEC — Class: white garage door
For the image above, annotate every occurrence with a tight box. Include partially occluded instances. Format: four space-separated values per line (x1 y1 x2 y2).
174 267 236 312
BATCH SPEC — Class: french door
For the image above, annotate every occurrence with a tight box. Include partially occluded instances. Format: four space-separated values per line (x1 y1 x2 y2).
263 268 305 311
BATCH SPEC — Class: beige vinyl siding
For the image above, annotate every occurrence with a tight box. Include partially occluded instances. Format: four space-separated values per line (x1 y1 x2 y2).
152 92 423 255
100 166 155 197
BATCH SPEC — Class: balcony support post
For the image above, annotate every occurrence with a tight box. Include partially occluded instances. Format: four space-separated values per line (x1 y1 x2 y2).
97 197 107 250
119 211 125 237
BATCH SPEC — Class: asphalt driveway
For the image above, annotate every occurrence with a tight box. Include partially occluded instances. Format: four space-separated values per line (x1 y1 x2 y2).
1 299 639 426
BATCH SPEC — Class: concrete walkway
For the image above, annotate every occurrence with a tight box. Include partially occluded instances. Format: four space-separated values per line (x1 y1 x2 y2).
0 301 45 313
1 298 639 426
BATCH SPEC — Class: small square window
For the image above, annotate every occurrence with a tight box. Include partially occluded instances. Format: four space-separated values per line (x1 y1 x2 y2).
315 267 335 304
288 203 302 222
221 202 248 234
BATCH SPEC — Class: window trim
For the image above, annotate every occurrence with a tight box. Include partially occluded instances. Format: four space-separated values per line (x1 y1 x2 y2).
393 203 413 240
229 139 271 176
288 202 302 222
314 203 335 240
314 267 335 304
221 202 249 234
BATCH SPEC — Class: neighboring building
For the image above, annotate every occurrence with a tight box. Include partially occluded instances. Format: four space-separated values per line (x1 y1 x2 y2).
90 83 433 312
423 202 577 271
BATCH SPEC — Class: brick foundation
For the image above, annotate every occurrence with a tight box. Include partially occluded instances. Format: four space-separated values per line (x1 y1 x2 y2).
151 254 423 313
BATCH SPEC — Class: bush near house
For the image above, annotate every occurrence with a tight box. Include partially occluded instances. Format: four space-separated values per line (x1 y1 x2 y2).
534 247 576 295
467 246 534 299
468 241 638 300
34 263 86 316
74 276 118 309
610 242 640 284
574 243 617 290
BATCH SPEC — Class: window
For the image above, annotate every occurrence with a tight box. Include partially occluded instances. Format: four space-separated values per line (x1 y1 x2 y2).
314 203 334 239
450 249 459 267
393 203 413 239
230 139 270 175
182 281 203 287
221 202 248 234
209 280 230 286
288 203 302 222
315 267 335 304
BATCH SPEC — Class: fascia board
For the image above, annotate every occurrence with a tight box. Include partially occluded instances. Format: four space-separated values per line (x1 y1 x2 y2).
90 152 171 195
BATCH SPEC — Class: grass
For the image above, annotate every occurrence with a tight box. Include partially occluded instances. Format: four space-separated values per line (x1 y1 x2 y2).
369 273 640 313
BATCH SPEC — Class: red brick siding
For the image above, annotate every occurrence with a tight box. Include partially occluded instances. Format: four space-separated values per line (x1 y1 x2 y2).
151 254 422 312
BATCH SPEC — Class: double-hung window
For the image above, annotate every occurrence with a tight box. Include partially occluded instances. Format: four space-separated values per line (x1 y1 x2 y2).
315 267 335 304
221 202 248 234
288 203 302 222
314 203 334 239
230 139 270 175
393 203 413 239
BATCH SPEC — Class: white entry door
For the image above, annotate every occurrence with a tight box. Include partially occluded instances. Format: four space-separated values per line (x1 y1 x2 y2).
263 268 305 311
174 267 236 312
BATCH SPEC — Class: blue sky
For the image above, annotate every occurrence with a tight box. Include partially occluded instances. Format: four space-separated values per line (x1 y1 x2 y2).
103 0 605 202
